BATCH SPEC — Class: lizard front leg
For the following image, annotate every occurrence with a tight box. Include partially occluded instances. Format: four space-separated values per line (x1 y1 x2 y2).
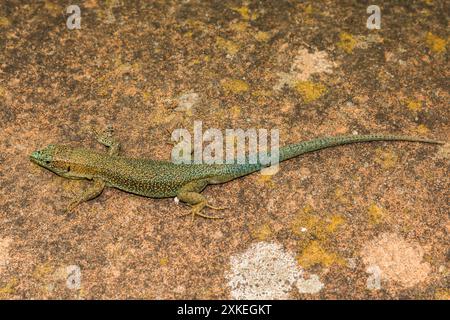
94 125 120 156
67 178 106 212
176 180 226 220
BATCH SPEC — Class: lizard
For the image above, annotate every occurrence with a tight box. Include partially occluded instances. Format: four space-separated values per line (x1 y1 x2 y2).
29 127 444 219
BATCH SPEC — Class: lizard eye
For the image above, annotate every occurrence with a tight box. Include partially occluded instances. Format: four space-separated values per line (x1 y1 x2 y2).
45 160 51 164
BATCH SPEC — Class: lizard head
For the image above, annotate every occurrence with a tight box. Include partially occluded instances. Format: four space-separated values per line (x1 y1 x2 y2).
30 144 80 179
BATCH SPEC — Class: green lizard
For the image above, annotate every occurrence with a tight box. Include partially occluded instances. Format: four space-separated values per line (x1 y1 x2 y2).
30 128 444 219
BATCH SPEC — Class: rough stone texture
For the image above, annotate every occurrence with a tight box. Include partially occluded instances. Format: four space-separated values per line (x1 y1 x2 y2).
0 1 448 299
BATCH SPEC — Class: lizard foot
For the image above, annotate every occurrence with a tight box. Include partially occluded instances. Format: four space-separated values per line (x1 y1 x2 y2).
181 203 225 222
206 204 227 210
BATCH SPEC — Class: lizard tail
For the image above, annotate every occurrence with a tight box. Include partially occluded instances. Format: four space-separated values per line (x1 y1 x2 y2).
277 134 444 163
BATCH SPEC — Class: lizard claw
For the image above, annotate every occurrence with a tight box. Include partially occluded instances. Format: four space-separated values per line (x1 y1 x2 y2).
206 204 227 210
180 203 225 221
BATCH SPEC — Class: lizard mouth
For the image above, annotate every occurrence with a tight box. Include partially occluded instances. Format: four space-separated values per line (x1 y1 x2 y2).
30 150 43 164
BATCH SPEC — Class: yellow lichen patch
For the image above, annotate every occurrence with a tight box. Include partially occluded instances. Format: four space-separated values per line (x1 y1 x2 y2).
230 105 241 118
405 99 423 112
435 289 450 300
33 263 55 279
367 203 386 225
229 21 249 33
416 124 430 135
291 206 345 238
326 215 345 233
334 187 350 205
183 31 193 38
251 224 272 241
337 32 358 54
374 148 398 169
0 278 17 298
254 31 271 42
230 6 258 21
0 86 6 97
294 81 327 103
221 79 249 94
0 16 10 27
304 4 313 14
256 174 276 188
159 257 169 266
291 208 320 236
297 241 345 268
44 1 62 17
251 89 272 97
216 37 239 55
425 32 447 53
142 91 151 103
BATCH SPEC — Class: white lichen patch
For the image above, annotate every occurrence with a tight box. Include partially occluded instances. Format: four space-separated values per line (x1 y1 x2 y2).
291 49 335 80
274 48 335 90
226 242 300 299
175 91 200 112
296 274 324 294
361 233 431 288
227 242 325 299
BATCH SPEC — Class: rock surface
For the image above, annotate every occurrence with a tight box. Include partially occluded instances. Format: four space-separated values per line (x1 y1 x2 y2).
0 1 448 299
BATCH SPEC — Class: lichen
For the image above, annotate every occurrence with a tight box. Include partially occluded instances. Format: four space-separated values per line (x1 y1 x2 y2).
337 32 358 54
251 224 272 241
367 203 386 225
297 241 345 268
296 274 324 294
229 21 249 33
361 233 431 288
425 32 447 53
254 31 271 42
0 16 10 27
221 79 249 94
216 37 239 55
230 5 258 21
416 124 430 135
294 81 327 103
435 289 450 300
0 278 17 298
291 206 345 239
406 99 423 112
227 242 300 299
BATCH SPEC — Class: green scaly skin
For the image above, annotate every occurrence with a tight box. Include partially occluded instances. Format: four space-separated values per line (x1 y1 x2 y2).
29 129 444 219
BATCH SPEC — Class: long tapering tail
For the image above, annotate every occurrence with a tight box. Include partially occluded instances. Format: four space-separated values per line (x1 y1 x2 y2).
278 134 444 163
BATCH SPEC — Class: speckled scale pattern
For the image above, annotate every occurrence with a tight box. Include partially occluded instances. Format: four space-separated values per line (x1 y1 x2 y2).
51 134 441 198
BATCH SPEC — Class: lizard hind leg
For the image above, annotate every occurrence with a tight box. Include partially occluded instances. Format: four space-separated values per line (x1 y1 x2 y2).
176 180 226 221
66 178 106 213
